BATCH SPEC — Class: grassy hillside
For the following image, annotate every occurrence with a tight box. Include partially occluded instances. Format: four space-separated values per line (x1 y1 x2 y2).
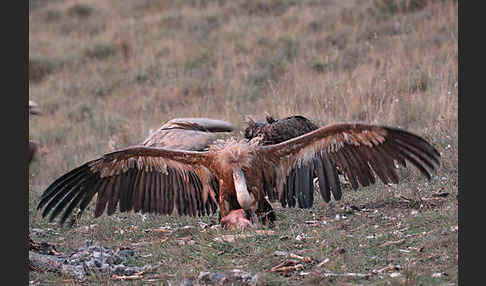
29 0 458 284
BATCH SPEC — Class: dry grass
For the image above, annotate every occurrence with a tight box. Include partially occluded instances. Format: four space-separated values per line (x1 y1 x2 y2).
29 0 457 284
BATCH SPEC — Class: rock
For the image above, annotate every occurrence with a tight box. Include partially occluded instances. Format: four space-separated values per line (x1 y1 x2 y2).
29 239 155 281
84 258 95 269
198 271 210 279
84 240 94 248
230 269 259 285
112 264 127 275
93 258 102 268
196 270 258 285
180 278 196 286
123 267 139 276
295 233 307 241
273 251 288 257
200 271 227 284
118 249 135 257
432 272 448 278
61 264 86 280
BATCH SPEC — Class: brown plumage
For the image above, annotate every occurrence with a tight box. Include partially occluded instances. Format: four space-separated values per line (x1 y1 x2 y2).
244 115 319 145
38 118 440 229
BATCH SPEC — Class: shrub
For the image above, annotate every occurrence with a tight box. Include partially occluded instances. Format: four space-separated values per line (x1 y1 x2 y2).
29 58 61 82
186 14 222 43
311 61 327 73
45 10 62 22
240 0 298 17
67 4 94 18
373 0 428 14
368 0 449 20
84 44 117 60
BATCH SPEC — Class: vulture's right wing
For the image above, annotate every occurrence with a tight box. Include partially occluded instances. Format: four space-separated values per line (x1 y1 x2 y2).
255 123 441 208
37 146 219 226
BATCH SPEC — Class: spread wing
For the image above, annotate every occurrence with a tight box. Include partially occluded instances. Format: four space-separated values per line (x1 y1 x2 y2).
143 117 234 151
37 146 219 226
255 123 440 208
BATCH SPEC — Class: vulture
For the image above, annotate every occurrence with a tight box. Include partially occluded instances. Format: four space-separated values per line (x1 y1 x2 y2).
29 100 42 257
37 117 441 229
29 100 41 165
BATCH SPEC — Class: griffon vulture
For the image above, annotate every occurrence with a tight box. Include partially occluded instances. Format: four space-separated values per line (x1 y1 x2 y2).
37 117 440 229
29 100 41 165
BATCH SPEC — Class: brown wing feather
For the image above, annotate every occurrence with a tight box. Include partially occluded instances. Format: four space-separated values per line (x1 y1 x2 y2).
257 123 440 205
158 172 167 214
37 146 217 226
107 175 122 215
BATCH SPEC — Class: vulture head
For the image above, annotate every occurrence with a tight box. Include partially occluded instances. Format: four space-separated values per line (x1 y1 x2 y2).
29 100 42 116
37 116 441 230
243 117 266 143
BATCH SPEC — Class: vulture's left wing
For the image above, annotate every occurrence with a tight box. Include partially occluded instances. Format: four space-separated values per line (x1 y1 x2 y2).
254 123 441 208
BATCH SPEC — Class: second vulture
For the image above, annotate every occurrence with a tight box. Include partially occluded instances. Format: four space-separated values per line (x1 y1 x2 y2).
29 100 42 165
37 117 441 229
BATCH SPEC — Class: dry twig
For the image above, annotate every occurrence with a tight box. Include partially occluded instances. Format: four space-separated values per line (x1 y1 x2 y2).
269 260 304 273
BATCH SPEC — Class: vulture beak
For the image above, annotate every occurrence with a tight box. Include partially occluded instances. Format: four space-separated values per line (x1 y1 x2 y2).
233 167 251 210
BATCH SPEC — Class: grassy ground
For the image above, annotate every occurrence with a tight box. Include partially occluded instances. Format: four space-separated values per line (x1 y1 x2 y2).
29 0 458 284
